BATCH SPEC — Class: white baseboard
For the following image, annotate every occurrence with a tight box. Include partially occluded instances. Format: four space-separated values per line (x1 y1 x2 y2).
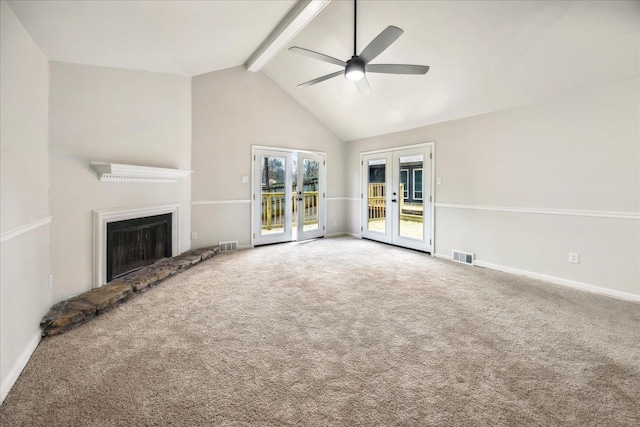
326 232 348 238
434 253 639 303
1 331 42 404
324 231 356 238
326 232 360 239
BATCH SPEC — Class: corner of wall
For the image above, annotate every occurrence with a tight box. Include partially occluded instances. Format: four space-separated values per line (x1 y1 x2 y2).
1 0 52 404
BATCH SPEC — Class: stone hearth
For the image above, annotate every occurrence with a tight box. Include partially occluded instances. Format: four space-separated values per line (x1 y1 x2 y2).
40 246 220 336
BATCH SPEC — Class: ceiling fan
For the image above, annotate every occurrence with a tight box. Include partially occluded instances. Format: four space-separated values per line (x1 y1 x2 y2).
289 0 429 94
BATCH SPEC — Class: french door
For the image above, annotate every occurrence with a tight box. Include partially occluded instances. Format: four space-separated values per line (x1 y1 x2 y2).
362 145 432 252
253 148 325 246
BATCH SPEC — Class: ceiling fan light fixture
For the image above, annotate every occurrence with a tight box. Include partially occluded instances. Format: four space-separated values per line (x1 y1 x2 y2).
345 58 365 81
290 0 429 91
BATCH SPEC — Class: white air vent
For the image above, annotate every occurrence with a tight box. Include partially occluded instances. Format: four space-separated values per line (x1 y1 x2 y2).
452 250 474 266
219 241 238 252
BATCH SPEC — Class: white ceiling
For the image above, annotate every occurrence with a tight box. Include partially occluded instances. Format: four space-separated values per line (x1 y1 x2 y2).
7 1 639 141
6 0 297 76
265 0 639 140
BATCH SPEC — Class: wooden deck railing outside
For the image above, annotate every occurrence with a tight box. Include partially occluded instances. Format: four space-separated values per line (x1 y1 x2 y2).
368 183 386 219
261 192 319 230
368 183 423 222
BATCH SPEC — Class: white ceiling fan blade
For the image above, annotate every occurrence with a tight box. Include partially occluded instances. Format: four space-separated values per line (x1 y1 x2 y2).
354 75 370 94
289 47 346 67
358 26 403 64
366 64 430 75
298 70 344 88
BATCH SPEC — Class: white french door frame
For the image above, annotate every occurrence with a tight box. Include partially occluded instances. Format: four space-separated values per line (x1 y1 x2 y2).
251 145 327 247
360 142 436 254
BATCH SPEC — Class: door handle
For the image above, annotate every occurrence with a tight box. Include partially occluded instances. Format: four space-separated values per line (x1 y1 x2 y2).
297 197 303 201
391 199 397 203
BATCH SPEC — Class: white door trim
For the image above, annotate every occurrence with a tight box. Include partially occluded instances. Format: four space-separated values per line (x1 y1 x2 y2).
360 142 436 254
251 145 327 247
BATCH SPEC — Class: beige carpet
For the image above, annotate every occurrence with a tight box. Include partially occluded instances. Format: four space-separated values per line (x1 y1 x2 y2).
1 237 639 426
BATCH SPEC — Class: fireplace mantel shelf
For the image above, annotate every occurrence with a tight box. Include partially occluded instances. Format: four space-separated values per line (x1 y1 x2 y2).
90 162 192 183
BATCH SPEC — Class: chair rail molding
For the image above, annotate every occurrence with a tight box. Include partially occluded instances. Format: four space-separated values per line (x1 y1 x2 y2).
0 216 52 243
434 203 640 220
90 162 192 183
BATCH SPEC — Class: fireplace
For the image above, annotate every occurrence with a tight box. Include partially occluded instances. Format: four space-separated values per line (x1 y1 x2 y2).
106 214 172 282
93 204 181 288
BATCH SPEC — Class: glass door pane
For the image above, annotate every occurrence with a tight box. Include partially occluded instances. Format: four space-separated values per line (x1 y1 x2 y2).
254 150 293 246
367 159 386 233
362 153 393 243
301 158 320 232
297 152 325 241
398 155 424 240
291 156 298 240
260 155 286 236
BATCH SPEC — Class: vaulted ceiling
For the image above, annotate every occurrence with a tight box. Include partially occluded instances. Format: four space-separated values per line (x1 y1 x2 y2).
6 0 639 141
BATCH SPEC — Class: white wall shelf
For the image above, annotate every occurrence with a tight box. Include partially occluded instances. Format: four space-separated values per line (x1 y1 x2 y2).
90 162 192 183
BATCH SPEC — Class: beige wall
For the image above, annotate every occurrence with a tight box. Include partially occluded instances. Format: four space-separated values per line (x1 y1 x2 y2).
191 66 346 248
346 79 640 298
49 62 192 302
0 1 51 402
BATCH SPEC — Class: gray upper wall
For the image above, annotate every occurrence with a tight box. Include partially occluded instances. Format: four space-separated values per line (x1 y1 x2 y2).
49 61 192 302
192 65 345 200
190 66 347 248
0 1 49 231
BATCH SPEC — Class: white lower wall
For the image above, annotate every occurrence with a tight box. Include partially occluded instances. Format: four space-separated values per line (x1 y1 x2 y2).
435 207 639 298
343 199 362 237
0 225 52 402
191 203 252 248
325 199 350 237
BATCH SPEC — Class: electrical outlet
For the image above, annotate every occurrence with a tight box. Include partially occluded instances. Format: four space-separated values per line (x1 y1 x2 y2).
191 232 198 240
569 252 580 264
437 177 442 185
48 273 53 289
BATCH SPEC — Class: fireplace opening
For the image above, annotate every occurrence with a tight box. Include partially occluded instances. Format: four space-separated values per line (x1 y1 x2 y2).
106 213 172 282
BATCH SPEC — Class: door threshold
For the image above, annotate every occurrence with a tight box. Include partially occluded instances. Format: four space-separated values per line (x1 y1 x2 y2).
362 237 431 255
254 236 325 248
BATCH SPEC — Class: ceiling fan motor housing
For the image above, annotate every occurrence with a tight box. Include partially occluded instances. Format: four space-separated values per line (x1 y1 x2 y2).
345 57 365 81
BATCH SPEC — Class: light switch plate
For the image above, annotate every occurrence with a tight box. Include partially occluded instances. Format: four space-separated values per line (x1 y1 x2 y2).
241 175 249 183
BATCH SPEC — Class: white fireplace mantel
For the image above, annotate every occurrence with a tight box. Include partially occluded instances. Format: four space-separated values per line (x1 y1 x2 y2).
90 162 192 183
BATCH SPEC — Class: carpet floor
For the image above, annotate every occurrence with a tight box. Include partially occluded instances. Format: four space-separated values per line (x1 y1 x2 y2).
1 237 638 426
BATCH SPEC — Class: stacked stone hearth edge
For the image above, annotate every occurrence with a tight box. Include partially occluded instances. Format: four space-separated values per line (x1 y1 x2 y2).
40 246 220 336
